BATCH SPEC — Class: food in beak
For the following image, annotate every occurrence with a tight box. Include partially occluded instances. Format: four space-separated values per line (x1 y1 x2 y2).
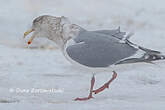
27 35 35 45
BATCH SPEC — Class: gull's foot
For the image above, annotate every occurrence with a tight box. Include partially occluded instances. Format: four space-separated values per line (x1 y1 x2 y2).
74 75 95 101
74 96 93 101
92 71 117 94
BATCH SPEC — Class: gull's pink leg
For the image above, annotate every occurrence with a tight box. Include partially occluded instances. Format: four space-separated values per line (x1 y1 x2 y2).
92 71 117 94
75 75 95 101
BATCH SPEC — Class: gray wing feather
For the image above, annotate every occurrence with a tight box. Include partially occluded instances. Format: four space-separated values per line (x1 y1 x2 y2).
66 31 137 67
115 40 165 65
92 27 126 40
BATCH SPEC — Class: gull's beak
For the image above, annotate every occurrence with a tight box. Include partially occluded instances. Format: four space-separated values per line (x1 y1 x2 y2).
23 29 35 45
23 29 34 38
27 34 36 45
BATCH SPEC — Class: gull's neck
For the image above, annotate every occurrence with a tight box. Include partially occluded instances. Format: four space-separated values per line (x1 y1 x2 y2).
47 16 85 50
55 17 84 49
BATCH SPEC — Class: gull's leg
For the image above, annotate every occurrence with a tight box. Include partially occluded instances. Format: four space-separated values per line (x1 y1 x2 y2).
75 75 95 101
92 71 117 94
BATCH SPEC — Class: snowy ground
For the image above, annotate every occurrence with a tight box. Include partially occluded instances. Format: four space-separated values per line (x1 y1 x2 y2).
0 0 165 110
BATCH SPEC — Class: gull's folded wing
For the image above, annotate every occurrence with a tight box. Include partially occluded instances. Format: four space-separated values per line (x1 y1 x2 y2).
65 31 137 67
92 27 126 40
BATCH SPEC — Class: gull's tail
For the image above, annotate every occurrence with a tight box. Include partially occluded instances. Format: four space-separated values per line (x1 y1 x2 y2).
139 46 165 62
125 38 165 63
115 41 165 65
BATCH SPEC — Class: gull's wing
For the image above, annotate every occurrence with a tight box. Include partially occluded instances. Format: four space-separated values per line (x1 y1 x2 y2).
65 31 138 68
92 27 126 40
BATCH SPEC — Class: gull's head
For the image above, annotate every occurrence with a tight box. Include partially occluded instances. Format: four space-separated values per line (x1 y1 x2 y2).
23 15 69 45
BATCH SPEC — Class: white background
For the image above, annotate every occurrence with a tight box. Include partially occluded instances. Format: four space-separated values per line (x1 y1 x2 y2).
0 0 165 110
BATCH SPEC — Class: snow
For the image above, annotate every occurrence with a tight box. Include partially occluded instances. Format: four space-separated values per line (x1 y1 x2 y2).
0 0 165 110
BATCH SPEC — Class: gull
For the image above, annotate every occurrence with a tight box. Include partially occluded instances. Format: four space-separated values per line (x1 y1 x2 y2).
24 15 165 101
